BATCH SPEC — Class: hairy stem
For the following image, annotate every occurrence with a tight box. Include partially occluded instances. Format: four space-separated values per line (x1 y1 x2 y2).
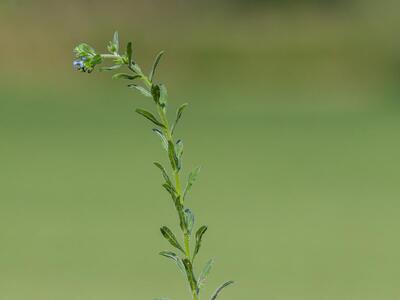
140 72 198 300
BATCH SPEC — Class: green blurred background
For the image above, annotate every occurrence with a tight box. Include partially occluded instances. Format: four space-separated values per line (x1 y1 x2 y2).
1 0 400 299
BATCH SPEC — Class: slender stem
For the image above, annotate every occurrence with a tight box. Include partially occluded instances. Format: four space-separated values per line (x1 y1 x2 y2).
139 71 198 300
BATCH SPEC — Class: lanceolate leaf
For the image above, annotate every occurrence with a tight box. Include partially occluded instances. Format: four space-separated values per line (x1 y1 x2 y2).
135 108 165 128
171 103 188 135
197 259 214 289
126 41 133 67
154 162 173 187
99 65 121 71
175 140 183 170
112 73 141 80
152 129 168 151
128 84 152 97
167 141 179 170
193 225 207 260
210 281 234 300
162 183 177 200
183 166 201 200
159 84 168 107
160 226 184 253
149 50 165 81
159 251 185 274
174 197 186 231
113 31 119 51
182 258 198 294
184 208 195 235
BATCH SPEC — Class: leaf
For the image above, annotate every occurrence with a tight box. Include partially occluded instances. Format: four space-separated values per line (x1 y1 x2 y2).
174 197 186 231
126 41 133 67
197 259 214 289
135 108 165 128
128 84 152 97
151 84 161 104
183 166 201 200
175 140 183 159
112 73 141 80
171 103 188 134
210 281 234 300
167 141 179 171
99 65 121 71
184 208 195 235
154 298 170 300
113 31 119 51
182 258 198 294
159 84 168 106
154 162 173 187
160 226 184 253
162 183 177 200
149 50 165 81
159 251 185 275
151 84 168 108
152 129 168 151
193 225 207 260
175 140 183 170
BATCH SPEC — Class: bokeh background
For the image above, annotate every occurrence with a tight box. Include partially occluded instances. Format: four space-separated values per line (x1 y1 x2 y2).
1 0 400 299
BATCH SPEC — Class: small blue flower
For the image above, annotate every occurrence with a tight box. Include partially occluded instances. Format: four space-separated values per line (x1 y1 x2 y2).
72 60 86 72
73 60 84 70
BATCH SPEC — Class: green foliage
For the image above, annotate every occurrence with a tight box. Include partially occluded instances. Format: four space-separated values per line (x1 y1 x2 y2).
135 108 165 128
107 31 119 54
198 259 214 289
210 281 235 300
72 32 234 300
171 103 188 134
193 225 208 261
159 251 186 274
149 50 165 81
160 226 185 253
184 166 201 201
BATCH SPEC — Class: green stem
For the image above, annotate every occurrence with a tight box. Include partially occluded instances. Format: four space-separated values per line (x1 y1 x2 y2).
140 72 198 300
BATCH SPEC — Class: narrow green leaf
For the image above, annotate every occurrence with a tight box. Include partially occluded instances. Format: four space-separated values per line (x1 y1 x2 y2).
175 140 183 159
182 258 198 294
162 183 177 200
151 84 161 105
183 166 201 200
197 259 214 289
99 65 121 71
159 251 185 275
113 31 119 52
160 226 184 253
135 108 165 128
126 42 133 67
167 141 179 170
184 208 195 235
112 73 141 80
149 50 165 81
171 103 188 134
152 129 168 151
193 225 207 260
154 162 173 187
175 197 186 231
175 140 183 170
210 281 234 300
159 84 168 107
128 84 152 97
